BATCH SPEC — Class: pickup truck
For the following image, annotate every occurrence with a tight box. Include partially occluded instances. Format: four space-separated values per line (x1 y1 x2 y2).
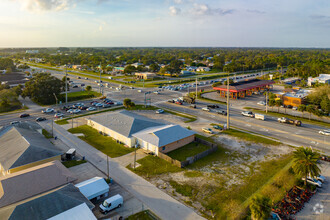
277 117 301 126
241 111 254 117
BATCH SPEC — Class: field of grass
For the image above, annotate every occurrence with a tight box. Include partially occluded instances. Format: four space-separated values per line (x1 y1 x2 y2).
68 125 134 158
59 91 101 102
62 160 87 168
169 180 195 197
163 109 197 123
222 128 281 146
127 155 182 178
167 142 210 161
244 107 330 128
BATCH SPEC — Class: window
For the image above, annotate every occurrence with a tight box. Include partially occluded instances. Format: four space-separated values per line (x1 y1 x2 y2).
162 146 165 151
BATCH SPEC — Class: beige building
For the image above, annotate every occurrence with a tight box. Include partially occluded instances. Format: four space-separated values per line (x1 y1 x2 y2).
0 123 62 176
135 72 156 80
87 111 195 155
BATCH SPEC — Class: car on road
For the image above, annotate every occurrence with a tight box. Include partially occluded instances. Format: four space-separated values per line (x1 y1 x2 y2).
216 110 227 116
213 125 222 130
77 76 81 79
202 107 211 112
155 109 164 114
257 101 266 106
54 113 64 118
87 107 96 111
138 90 142 93
292 106 298 110
42 108 55 113
36 117 47 122
84 77 88 80
10 121 20 125
241 111 254 117
190 104 196 108
168 99 175 103
19 113 30 118
207 105 219 109
202 127 213 134
153 91 159 94
72 85 78 88
319 129 330 136
175 101 182 105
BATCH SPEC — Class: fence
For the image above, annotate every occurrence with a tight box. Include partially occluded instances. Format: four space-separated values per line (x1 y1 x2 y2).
158 137 217 168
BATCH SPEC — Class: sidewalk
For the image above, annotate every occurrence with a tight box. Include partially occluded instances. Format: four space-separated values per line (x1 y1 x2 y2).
41 122 204 220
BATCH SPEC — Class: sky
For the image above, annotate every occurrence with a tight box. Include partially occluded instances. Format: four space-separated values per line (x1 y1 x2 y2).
0 0 329 48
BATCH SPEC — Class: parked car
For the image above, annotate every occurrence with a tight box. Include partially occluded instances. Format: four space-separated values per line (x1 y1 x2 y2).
10 121 20 125
302 177 322 187
168 99 175 103
99 194 123 214
308 174 326 183
241 111 254 117
202 127 213 134
84 77 88 80
257 101 266 106
213 125 222 130
36 117 47 122
87 107 96 111
153 91 160 94
79 106 88 110
73 109 81 114
54 113 64 118
19 113 30 118
102 104 111 108
292 106 298 111
155 109 164 114
42 108 55 113
175 101 182 105
319 129 330 136
202 107 210 112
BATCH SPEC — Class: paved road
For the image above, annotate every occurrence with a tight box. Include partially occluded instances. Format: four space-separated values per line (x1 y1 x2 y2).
40 122 204 220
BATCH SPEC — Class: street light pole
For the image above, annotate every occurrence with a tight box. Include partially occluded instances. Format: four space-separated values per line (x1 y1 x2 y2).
65 65 68 105
227 76 230 129
99 63 102 95
195 78 198 100
266 90 268 113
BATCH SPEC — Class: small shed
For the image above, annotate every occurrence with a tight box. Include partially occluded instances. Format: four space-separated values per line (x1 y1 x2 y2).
75 177 109 200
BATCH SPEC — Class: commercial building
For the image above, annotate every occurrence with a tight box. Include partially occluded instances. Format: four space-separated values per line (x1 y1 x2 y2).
0 124 62 176
135 72 156 80
213 79 275 99
0 160 76 208
87 110 195 155
308 74 330 86
0 184 95 220
75 177 109 201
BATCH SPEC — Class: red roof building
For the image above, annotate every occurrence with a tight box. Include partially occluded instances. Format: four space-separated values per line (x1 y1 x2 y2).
213 79 275 99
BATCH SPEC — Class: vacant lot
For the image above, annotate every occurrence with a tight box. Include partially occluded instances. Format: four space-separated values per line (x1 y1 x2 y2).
68 125 134 157
167 142 210 161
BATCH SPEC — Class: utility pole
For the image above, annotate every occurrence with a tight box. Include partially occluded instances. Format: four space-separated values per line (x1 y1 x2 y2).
71 113 74 129
99 63 102 95
134 147 137 169
195 78 198 100
226 76 230 129
107 155 109 179
65 65 68 105
52 118 54 137
266 90 268 113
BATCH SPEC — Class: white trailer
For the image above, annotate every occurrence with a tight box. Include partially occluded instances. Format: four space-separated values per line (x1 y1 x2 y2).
255 113 265 120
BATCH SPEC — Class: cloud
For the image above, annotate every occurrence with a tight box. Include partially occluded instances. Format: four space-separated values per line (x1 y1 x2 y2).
15 0 76 12
173 0 183 4
246 9 265 14
169 6 181 16
190 3 234 16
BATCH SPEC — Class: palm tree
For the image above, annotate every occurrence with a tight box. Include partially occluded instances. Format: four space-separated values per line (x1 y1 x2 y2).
250 195 271 220
292 147 320 187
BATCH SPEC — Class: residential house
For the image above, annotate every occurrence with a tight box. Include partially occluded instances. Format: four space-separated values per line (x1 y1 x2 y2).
196 67 210 72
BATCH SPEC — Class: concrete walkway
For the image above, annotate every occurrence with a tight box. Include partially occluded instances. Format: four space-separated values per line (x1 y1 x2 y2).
112 149 147 167
41 122 204 220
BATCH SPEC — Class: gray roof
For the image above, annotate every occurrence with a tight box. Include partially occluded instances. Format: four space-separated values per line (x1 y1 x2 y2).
13 121 42 132
133 124 195 147
0 126 62 171
0 184 94 220
0 160 77 208
89 110 164 137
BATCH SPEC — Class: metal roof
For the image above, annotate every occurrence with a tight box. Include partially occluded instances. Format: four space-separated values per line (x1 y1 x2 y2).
48 203 96 220
0 184 94 220
213 79 275 92
88 110 164 137
75 177 109 200
133 124 195 147
0 160 76 208
0 126 62 170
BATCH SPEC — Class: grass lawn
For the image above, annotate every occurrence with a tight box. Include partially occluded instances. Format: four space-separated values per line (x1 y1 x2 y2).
59 91 101 102
127 155 182 178
68 125 134 158
167 142 210 161
127 210 159 220
42 129 53 139
163 109 197 123
244 107 330 128
222 128 281 146
62 160 87 168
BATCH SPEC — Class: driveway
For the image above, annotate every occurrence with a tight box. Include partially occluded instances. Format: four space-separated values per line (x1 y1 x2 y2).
41 122 204 220
295 161 330 219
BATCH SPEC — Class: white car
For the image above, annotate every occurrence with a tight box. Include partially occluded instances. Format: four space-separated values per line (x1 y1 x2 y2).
257 101 266 106
42 108 54 113
308 174 326 183
302 177 322 188
95 103 103 107
202 107 210 112
202 127 213 134
87 107 96 111
73 109 81 114
319 129 330 136
153 91 159 94
155 109 164 114
54 113 64 118
67 109 74 113
242 111 254 117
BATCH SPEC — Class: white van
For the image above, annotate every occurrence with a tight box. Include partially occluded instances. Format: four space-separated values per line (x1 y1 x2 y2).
254 113 265 120
99 194 123 214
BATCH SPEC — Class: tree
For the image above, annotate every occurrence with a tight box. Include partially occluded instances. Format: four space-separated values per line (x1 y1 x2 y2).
298 104 306 118
275 99 282 112
5 67 12 74
21 73 64 105
250 195 271 220
292 147 320 187
320 96 330 115
123 98 135 108
306 105 315 120
85 85 92 92
149 63 160 72
124 65 136 74
269 99 275 111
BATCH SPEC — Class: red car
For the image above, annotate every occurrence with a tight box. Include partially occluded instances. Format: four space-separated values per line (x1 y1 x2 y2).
175 101 182 105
